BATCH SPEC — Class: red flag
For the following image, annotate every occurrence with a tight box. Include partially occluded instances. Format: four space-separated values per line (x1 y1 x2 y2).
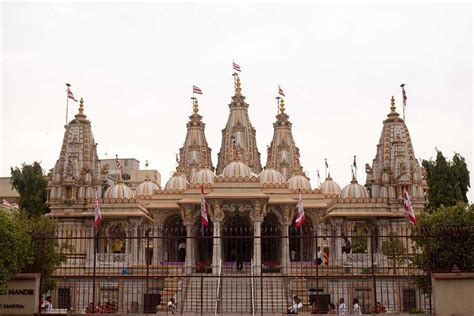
115 155 124 176
2 199 12 209
66 84 78 102
403 188 416 225
295 189 305 228
193 85 203 95
233 61 241 72
94 190 102 227
401 84 407 107
200 185 209 226
278 85 285 97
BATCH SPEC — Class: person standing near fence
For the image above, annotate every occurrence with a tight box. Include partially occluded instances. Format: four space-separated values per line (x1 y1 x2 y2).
337 298 347 315
353 298 362 315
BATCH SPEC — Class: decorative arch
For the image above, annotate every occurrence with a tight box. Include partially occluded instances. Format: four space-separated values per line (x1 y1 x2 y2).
262 212 282 265
289 215 315 261
162 213 186 262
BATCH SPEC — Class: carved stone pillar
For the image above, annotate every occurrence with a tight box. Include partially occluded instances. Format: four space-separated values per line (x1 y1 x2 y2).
209 201 224 275
181 205 195 275
331 218 344 266
251 200 267 275
280 205 294 275
212 220 222 275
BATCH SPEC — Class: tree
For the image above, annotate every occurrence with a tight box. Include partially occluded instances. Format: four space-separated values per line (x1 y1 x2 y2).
0 211 32 292
351 226 368 253
10 162 49 218
422 151 470 211
19 213 68 292
411 203 474 292
381 232 406 275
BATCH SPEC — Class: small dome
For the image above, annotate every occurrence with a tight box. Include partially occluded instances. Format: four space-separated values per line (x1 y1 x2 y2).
104 182 135 199
222 161 252 178
136 178 159 196
192 168 215 185
319 175 341 194
259 168 285 184
340 179 368 198
165 174 188 191
288 174 311 190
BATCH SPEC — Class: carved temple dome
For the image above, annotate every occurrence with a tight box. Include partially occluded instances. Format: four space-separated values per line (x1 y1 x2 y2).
136 177 159 196
259 168 285 184
288 174 311 190
221 161 253 178
165 174 188 191
104 181 135 199
340 178 368 199
192 168 215 185
319 175 342 195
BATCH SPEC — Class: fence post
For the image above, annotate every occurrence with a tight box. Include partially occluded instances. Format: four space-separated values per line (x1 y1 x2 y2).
370 224 377 313
92 227 97 314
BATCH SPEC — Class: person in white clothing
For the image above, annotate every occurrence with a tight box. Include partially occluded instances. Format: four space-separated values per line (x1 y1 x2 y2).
353 298 362 315
337 297 347 315
287 296 303 314
42 296 53 312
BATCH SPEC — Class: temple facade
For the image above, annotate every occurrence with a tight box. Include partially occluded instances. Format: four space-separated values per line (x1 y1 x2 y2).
45 74 429 314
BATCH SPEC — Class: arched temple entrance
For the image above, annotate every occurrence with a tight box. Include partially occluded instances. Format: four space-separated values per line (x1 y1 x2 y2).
162 214 186 262
262 213 281 262
289 218 314 261
222 214 252 263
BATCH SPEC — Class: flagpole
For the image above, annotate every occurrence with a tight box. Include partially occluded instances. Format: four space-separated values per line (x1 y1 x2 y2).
403 105 406 122
92 224 97 313
65 83 70 126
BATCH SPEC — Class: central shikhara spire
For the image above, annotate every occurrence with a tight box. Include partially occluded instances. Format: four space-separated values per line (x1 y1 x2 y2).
216 75 262 174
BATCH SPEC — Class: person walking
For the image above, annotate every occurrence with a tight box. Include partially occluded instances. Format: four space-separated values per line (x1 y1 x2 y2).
353 298 362 315
337 298 347 315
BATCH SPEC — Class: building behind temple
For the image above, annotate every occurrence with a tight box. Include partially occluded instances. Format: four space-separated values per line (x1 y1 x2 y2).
43 73 430 314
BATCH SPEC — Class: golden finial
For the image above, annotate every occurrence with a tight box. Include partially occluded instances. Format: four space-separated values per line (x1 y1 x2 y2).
279 98 286 114
390 96 396 113
193 98 199 114
79 97 84 114
235 75 242 95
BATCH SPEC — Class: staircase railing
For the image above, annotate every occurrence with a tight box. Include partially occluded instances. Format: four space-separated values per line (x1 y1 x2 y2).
251 259 255 315
214 259 222 316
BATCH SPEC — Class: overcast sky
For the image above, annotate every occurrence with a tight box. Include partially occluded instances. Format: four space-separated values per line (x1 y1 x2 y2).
1 2 472 201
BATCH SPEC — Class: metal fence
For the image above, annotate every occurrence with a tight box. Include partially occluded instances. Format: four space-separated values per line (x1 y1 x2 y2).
39 222 473 315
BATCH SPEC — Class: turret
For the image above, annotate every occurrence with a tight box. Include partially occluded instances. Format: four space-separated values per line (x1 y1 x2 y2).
47 98 103 204
365 96 427 200
177 98 213 181
265 98 303 180
216 75 262 174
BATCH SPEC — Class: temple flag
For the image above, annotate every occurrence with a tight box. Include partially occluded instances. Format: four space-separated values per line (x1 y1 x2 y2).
233 61 241 72
401 84 407 107
66 84 78 102
2 199 12 209
295 189 305 228
403 188 416 225
200 185 209 226
193 85 203 95
94 190 102 227
278 85 285 97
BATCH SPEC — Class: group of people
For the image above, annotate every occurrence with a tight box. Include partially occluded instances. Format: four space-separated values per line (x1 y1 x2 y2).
85 301 117 313
290 296 387 314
